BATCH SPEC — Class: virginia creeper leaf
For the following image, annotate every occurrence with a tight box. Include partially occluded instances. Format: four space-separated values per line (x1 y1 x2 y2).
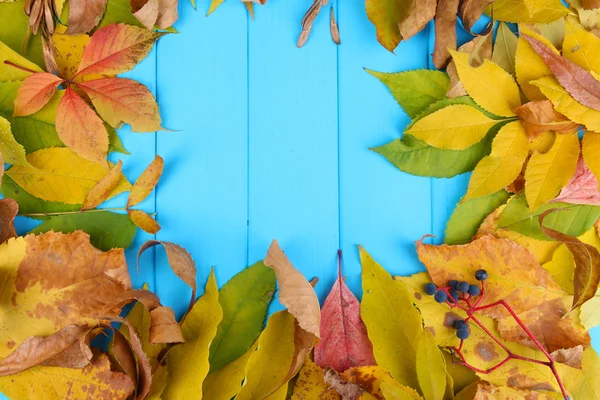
127 154 163 208
558 347 600 400
13 73 63 117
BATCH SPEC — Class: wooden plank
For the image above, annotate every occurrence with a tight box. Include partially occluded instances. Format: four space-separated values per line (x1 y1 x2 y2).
247 1 339 305
338 8 432 296
154 3 249 317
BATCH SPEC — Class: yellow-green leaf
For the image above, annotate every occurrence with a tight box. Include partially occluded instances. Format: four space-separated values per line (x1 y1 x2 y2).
0 116 29 167
380 382 423 400
405 105 498 150
583 132 600 185
0 41 42 82
450 50 520 117
486 0 567 23
163 270 223 400
236 311 296 400
359 246 423 389
203 341 259 400
416 330 446 400
365 0 411 52
492 22 519 74
516 26 558 101
6 147 131 204
464 121 529 201
525 132 580 210
562 22 600 75
533 76 600 132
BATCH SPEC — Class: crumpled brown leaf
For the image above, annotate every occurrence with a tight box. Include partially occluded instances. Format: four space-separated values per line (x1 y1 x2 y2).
131 0 178 30
514 100 579 138
66 0 108 34
0 198 18 244
433 0 460 69
551 345 584 368
399 0 436 40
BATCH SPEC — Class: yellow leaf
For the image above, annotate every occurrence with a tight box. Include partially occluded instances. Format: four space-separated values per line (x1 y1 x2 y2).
163 270 223 400
405 105 499 150
359 246 423 389
492 22 519 75
515 25 558 101
52 33 92 81
236 311 296 400
441 352 478 394
82 160 124 210
416 330 446 400
0 116 29 167
464 121 529 201
455 380 560 400
203 341 259 400
583 132 600 185
486 0 567 23
496 228 560 264
562 22 600 75
339 365 416 399
558 347 600 399
451 51 521 117
525 132 580 210
147 363 168 400
543 244 576 293
290 358 341 400
0 41 42 82
580 291 600 330
0 353 134 400
380 382 423 400
6 147 131 205
533 76 600 132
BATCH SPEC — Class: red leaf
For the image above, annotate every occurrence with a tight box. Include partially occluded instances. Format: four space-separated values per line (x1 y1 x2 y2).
79 77 162 132
522 33 600 111
553 152 600 206
13 73 63 116
56 86 109 166
314 251 376 372
75 24 167 78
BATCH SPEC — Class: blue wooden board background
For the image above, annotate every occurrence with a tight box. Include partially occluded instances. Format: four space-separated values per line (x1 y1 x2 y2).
4 1 599 397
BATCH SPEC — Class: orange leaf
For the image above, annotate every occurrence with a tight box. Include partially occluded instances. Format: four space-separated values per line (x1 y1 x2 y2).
128 209 161 234
13 73 63 117
514 100 579 138
127 155 164 207
56 86 109 166
82 160 124 210
79 77 162 132
75 24 167 77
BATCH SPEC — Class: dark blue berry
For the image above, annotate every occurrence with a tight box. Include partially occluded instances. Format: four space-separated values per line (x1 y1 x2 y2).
455 320 466 330
434 290 448 303
468 284 481 296
448 280 458 290
449 290 459 302
424 283 437 296
475 269 488 281
457 327 470 340
457 281 470 293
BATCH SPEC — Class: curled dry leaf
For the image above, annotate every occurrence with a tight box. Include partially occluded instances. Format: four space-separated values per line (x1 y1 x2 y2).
399 0 436 40
433 0 460 69
128 209 161 234
539 210 600 314
522 32 600 111
330 6 340 45
554 153 600 206
0 198 18 243
67 0 108 34
458 0 495 33
110 330 139 394
82 160 124 210
551 345 584 369
127 155 164 208
514 100 580 138
297 0 323 48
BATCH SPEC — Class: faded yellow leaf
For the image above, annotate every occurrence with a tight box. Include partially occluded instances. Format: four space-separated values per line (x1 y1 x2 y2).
451 50 521 117
525 132 580 210
492 22 519 75
203 341 259 400
163 270 223 400
455 380 558 400
533 76 600 132
496 228 560 265
464 121 529 201
359 246 422 389
558 347 600 399
290 358 340 400
486 0 567 23
6 148 131 205
236 311 296 400
405 105 499 150
562 22 600 75
340 365 420 400
583 132 600 184
416 330 446 400
580 291 600 330
516 26 558 101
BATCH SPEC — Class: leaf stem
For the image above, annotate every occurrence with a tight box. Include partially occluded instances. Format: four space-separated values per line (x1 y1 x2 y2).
3 60 39 75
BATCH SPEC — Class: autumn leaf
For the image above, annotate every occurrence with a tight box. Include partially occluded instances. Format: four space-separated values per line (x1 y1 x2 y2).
399 0 436 41
554 152 600 205
365 0 410 52
492 22 518 74
455 380 558 400
0 117 29 168
0 41 42 81
514 100 580 138
557 347 600 399
82 160 124 210
432 0 459 69
314 256 375 372
128 154 164 208
290 358 341 400
67 0 108 34
583 132 600 184
415 330 446 400
13 72 63 116
128 209 161 234
486 0 568 23
337 365 422 399
0 198 17 244
458 0 495 32
131 0 178 29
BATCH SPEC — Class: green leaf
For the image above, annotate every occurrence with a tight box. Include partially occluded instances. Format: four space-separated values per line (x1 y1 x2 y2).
107 125 130 155
497 195 600 241
0 175 80 218
366 69 450 118
31 211 137 250
0 0 45 69
445 190 510 245
209 262 276 372
0 116 29 166
100 0 145 27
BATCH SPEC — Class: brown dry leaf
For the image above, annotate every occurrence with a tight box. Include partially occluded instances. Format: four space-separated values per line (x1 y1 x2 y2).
67 0 108 34
127 155 164 208
291 358 341 400
298 0 323 48
583 0 600 10
109 330 138 393
551 345 584 368
323 368 367 398
539 210 600 314
0 325 92 376
433 0 460 69
458 0 495 33
114 317 152 400
82 160 124 210
523 32 600 111
0 198 18 244
263 240 321 338
128 209 161 234
416 235 566 319
514 100 580 138
399 0 436 40
330 6 340 45
132 0 178 29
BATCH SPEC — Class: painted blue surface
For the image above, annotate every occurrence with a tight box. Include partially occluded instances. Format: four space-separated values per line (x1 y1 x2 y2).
3 1 599 397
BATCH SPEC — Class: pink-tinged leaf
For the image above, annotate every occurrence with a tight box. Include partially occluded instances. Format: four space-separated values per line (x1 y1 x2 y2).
66 0 108 34
79 77 162 132
314 252 376 372
75 24 167 78
56 86 108 166
522 33 600 111
13 73 63 117
554 153 600 205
